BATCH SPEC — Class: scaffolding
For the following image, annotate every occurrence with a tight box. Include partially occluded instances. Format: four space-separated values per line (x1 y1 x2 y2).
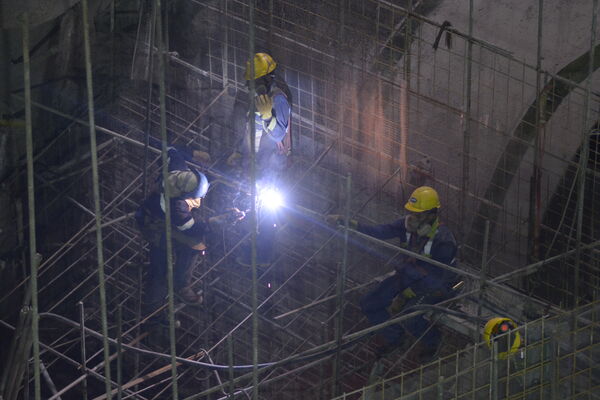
2 0 600 399
332 300 600 400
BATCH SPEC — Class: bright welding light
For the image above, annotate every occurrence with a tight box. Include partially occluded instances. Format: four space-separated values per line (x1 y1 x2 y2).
259 187 284 211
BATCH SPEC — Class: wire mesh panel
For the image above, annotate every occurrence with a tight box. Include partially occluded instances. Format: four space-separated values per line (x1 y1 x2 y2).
331 300 600 400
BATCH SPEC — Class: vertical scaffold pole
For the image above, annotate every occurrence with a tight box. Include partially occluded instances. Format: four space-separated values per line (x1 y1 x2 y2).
460 0 474 235
530 0 545 262
81 0 112 397
21 11 41 400
575 0 598 308
78 302 88 399
155 0 180 398
476 220 490 329
248 1 258 398
332 174 351 396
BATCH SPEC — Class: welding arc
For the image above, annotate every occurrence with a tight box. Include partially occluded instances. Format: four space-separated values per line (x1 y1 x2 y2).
39 305 482 371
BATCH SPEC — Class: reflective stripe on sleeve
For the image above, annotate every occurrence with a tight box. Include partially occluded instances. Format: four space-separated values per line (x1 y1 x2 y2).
177 218 195 231
265 117 277 132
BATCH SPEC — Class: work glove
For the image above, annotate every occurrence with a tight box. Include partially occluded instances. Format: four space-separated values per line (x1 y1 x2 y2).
227 151 242 167
209 208 246 227
225 208 246 224
386 294 406 315
255 94 273 120
385 287 417 315
192 150 211 165
325 214 358 229
402 287 417 298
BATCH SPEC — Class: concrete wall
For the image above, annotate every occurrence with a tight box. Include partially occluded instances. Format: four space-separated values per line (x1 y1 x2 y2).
404 0 600 273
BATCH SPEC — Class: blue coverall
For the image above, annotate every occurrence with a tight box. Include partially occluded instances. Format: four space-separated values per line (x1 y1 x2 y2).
239 81 291 175
237 81 291 266
358 216 458 349
136 148 208 306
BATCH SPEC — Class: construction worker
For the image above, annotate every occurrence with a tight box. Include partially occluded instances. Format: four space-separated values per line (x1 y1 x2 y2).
328 186 458 360
136 146 243 309
226 53 291 267
227 52 292 178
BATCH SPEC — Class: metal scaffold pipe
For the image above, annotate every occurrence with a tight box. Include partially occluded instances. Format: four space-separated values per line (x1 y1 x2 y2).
142 0 157 198
460 0 474 235
78 302 88 400
247 0 259 398
332 174 351 396
81 0 112 397
154 0 180 398
575 0 598 308
21 11 41 400
350 228 600 299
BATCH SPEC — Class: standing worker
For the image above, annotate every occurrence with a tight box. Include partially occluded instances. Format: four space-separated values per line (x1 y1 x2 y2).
228 52 292 267
136 146 243 311
328 186 458 361
228 52 292 179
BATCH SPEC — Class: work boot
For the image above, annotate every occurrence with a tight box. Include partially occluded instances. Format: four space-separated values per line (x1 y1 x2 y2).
176 286 203 305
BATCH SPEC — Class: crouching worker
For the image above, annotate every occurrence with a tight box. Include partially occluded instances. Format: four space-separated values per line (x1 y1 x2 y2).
328 186 458 361
136 147 244 312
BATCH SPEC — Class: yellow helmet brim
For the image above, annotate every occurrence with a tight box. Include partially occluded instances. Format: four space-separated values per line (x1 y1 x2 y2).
405 202 426 212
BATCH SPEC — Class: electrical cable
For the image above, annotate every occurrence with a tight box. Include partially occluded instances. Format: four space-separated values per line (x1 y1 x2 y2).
38 303 482 372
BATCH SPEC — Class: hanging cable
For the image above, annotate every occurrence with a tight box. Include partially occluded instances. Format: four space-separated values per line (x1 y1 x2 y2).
38 302 484 372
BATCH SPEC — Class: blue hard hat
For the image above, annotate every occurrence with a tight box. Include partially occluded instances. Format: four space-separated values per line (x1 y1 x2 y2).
190 169 209 198
175 168 210 199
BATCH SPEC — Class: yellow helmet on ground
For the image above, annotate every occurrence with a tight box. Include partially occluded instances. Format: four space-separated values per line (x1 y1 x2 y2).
483 317 521 359
245 53 277 80
405 186 441 213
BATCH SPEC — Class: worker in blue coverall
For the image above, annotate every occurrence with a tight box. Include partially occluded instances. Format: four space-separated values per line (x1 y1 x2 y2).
227 53 292 267
227 52 291 177
136 146 243 309
328 186 458 360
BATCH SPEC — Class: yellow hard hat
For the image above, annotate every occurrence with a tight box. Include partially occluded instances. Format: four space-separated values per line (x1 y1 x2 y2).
404 186 441 213
245 53 277 81
483 317 521 359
